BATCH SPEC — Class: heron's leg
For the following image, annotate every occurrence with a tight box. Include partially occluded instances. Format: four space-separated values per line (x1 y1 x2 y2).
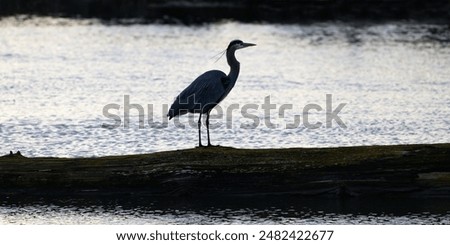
206 112 211 146
197 113 203 147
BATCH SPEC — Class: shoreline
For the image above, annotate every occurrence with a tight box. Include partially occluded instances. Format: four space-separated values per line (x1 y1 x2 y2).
1 0 449 24
1 143 450 200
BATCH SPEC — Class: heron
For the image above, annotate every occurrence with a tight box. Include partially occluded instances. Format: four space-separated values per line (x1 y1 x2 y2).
167 40 256 147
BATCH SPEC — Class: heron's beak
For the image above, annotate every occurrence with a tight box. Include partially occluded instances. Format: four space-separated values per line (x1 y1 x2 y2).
241 43 256 49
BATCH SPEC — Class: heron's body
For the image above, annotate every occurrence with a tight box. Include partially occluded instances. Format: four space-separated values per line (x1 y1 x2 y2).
167 70 228 118
168 40 255 147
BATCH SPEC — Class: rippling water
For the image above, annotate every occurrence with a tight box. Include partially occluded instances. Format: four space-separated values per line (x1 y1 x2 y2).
2 206 448 225
1 17 449 157
1 197 450 225
1 18 450 224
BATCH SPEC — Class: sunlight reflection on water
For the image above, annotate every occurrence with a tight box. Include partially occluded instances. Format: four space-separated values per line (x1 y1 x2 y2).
1 203 449 225
1 18 449 157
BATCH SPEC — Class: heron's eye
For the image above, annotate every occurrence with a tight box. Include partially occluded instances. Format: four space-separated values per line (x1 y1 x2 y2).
228 40 243 49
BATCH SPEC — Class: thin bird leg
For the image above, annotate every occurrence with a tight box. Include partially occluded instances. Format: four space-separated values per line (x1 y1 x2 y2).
198 113 203 147
206 112 211 146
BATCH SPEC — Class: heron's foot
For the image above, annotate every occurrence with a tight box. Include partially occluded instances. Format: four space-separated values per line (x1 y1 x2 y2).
196 144 220 148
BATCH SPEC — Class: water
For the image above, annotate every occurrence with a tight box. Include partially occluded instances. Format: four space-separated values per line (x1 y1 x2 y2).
1 197 450 225
1 17 449 157
1 17 450 224
2 205 449 225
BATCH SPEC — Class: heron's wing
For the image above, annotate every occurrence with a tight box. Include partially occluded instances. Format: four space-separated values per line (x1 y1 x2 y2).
168 70 227 118
189 70 228 108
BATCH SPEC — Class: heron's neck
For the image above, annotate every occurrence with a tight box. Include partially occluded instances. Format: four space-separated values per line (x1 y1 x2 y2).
226 49 240 85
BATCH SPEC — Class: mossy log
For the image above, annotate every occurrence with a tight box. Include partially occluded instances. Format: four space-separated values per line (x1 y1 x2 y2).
1 144 450 199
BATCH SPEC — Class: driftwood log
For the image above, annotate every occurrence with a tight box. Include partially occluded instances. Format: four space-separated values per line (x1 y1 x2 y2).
1 144 449 201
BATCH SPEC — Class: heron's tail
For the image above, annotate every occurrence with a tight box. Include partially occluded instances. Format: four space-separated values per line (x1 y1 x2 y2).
167 97 183 120
167 109 175 120
168 95 192 120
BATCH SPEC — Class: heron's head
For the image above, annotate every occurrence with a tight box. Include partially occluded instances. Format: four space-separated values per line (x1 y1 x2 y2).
227 40 256 51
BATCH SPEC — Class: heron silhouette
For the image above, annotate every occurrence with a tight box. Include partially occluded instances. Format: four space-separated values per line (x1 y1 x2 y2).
168 40 256 147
